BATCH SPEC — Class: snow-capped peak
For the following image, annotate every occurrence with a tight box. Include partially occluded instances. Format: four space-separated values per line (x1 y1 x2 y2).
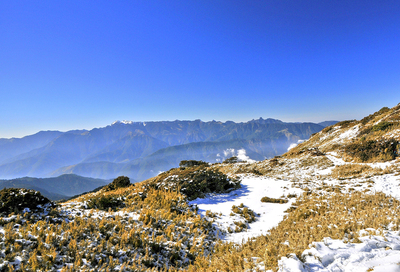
111 120 134 125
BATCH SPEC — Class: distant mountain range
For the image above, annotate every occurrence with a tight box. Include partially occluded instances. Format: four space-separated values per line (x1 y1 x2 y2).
0 174 108 200
0 118 338 181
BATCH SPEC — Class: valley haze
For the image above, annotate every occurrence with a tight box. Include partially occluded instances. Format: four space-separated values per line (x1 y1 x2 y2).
0 118 336 183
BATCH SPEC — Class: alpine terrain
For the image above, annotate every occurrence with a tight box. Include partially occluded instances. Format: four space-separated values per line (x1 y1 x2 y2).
1 104 400 271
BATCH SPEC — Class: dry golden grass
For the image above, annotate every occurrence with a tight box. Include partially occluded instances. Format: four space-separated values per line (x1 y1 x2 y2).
260 196 288 204
330 164 383 179
189 190 400 271
1 182 217 271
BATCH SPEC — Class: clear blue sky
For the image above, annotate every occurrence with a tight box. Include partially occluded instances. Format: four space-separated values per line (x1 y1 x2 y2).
1 1 400 138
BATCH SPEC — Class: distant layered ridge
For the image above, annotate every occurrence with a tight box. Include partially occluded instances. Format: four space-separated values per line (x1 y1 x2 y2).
0 118 336 181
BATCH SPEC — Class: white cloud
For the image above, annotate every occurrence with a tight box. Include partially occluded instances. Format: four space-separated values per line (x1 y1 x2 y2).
217 148 255 163
237 149 255 163
287 140 305 151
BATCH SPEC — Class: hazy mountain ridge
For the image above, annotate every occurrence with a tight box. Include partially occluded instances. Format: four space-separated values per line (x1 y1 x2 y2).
0 131 63 164
0 174 109 200
0 118 334 180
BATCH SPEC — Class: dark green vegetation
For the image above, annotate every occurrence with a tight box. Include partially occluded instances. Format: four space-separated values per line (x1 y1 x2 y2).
179 160 209 168
222 156 239 164
372 121 393 131
0 188 51 214
149 162 240 200
86 176 132 210
345 138 399 162
0 118 328 181
104 176 131 191
0 174 109 200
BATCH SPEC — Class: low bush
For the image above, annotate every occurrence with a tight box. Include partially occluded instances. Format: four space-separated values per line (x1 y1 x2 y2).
86 195 125 210
345 138 399 162
0 188 51 214
372 121 393 132
179 160 208 168
150 165 241 200
231 204 257 223
104 176 131 191
223 157 239 164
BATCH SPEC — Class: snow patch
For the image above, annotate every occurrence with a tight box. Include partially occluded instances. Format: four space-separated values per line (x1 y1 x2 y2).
189 175 301 244
338 125 359 140
277 230 400 272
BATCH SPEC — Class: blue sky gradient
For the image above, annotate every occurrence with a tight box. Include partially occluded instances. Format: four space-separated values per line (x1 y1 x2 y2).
1 1 400 138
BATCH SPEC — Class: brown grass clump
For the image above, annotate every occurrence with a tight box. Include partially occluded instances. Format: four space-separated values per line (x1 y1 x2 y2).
335 120 358 128
260 196 288 204
231 203 257 224
189 191 400 271
330 164 383 179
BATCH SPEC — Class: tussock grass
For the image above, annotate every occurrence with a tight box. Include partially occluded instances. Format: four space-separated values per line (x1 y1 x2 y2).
231 204 257 224
189 191 400 271
330 164 383 179
260 196 288 204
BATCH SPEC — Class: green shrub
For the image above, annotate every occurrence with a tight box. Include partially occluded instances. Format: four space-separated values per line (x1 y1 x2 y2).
179 160 208 168
0 188 51 214
104 176 131 191
86 195 125 210
151 165 240 200
345 138 399 162
372 121 393 132
223 157 239 164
